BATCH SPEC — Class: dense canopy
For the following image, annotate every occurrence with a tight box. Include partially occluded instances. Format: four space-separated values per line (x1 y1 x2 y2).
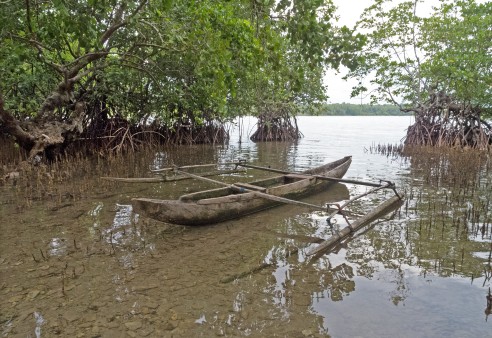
348 0 492 148
0 0 364 160
2 0 490 161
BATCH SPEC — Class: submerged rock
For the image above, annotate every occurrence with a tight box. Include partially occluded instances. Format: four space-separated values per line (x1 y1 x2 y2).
124 320 143 331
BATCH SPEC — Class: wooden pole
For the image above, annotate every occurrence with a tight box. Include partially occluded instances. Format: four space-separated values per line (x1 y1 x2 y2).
150 162 238 173
175 170 339 212
236 162 384 188
102 177 167 183
101 169 244 183
306 194 404 256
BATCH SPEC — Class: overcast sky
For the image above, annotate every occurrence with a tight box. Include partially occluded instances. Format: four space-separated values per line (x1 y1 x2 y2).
325 0 440 103
324 0 371 104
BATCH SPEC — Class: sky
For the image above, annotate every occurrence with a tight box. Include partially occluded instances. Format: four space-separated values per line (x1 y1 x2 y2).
324 0 371 104
325 0 440 104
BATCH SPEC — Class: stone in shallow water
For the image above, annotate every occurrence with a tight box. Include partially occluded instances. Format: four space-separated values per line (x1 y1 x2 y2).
125 320 143 331
145 300 159 309
162 319 179 331
8 294 24 303
91 325 100 335
106 320 120 329
302 329 314 337
63 310 80 323
28 289 41 299
137 326 155 337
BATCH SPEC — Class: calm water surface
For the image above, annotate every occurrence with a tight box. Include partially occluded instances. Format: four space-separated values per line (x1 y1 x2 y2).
1 116 491 337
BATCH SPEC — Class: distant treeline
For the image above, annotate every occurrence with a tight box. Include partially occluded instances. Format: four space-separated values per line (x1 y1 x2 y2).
312 103 408 116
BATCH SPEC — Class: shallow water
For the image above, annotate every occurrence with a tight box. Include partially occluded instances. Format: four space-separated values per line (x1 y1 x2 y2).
1 116 491 337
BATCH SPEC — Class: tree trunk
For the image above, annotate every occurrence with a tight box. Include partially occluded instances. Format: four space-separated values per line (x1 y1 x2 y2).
0 93 85 162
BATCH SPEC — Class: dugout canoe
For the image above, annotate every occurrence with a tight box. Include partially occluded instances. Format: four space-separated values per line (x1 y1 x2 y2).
132 156 352 225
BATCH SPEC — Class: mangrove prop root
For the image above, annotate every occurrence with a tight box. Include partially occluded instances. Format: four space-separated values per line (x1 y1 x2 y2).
250 111 302 142
404 92 492 149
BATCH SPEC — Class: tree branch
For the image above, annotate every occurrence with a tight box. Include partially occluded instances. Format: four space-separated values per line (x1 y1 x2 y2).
99 0 148 45
25 0 33 35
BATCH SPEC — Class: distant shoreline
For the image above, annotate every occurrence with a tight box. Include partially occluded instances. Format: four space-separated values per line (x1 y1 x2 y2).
301 103 411 116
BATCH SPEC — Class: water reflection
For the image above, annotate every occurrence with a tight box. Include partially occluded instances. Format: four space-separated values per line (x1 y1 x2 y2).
33 311 45 338
1 116 491 337
106 204 134 244
399 148 491 279
48 237 67 256
151 151 168 170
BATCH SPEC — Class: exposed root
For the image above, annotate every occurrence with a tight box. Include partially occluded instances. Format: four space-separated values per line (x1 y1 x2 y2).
250 110 302 142
403 91 492 149
71 117 229 156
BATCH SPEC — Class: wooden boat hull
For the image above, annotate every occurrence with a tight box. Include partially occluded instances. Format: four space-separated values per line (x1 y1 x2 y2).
132 156 352 225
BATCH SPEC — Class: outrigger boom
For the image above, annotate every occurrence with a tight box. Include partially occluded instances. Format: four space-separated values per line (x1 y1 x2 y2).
234 161 385 188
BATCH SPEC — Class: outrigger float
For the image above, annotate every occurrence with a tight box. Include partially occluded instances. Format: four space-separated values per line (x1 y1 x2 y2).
103 156 403 255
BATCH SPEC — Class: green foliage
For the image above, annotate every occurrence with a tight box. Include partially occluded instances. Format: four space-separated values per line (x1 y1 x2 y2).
0 0 364 129
348 0 492 116
421 0 492 111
